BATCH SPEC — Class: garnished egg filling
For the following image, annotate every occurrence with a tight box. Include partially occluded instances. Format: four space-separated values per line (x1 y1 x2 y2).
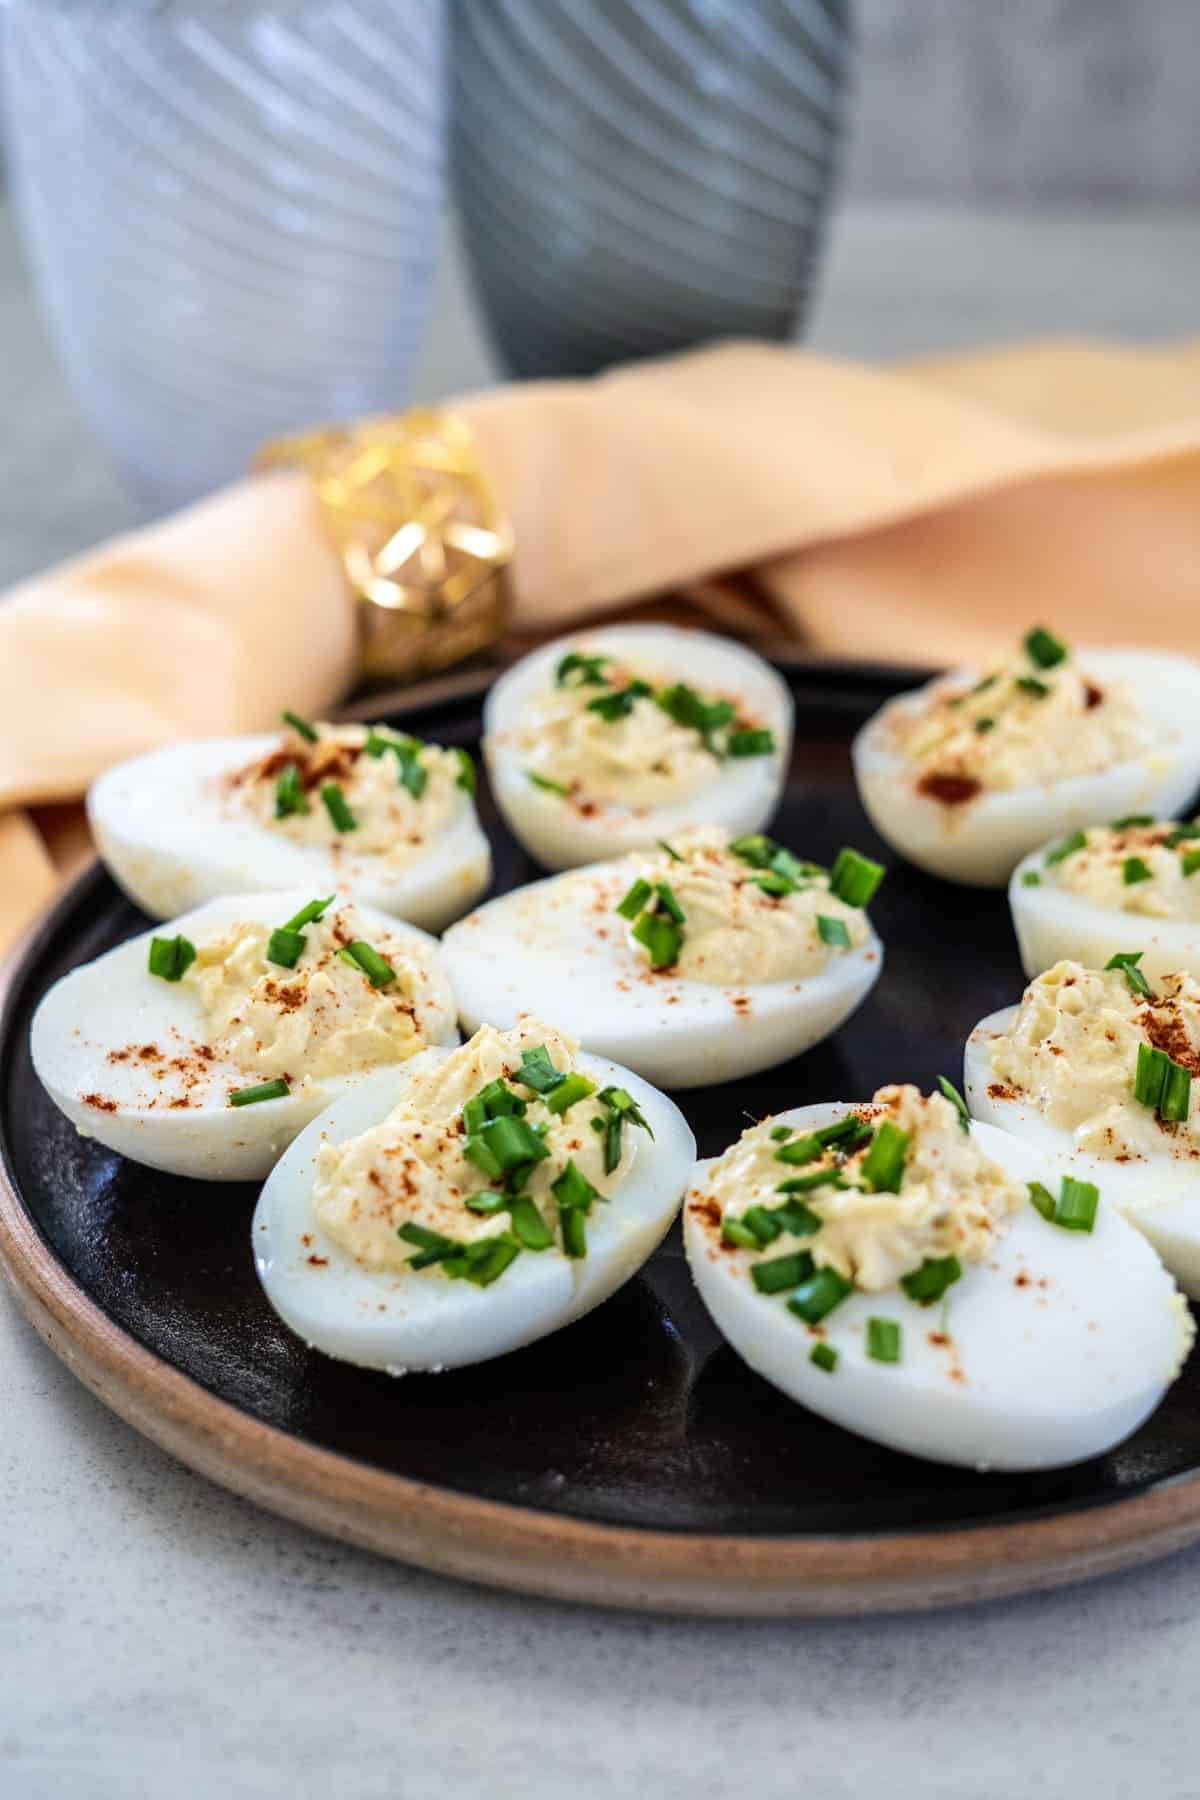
483 623 793 869
30 892 459 1181
88 712 490 931
442 829 884 1088
852 626 1200 887
253 1020 696 1372
685 1086 1193 1469
965 959 1200 1293
1011 817 1200 982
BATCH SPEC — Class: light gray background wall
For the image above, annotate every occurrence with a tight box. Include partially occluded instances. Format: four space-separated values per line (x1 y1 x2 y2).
848 0 1200 201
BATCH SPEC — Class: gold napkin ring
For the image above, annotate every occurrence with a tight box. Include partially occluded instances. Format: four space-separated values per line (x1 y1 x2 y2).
256 408 512 685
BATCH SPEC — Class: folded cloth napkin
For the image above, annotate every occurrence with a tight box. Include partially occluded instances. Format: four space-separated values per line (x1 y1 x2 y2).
4 334 1200 952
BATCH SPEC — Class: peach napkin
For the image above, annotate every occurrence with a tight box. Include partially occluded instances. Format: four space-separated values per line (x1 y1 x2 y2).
4 333 1200 952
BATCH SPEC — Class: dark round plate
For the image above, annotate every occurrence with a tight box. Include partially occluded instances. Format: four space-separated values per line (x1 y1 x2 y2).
4 655 1200 1615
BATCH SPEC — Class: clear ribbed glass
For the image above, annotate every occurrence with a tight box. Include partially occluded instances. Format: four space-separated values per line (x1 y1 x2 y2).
452 0 854 378
1 0 445 514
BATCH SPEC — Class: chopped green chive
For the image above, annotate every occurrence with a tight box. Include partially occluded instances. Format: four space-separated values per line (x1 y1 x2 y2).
749 871 797 898
829 847 885 908
266 927 306 969
901 1256 962 1306
654 881 686 924
550 1157 600 1211
394 744 427 801
560 1208 587 1259
1015 675 1050 698
937 1076 972 1133
1134 1042 1192 1121
975 717 995 735
468 1078 527 1123
817 1115 874 1150
228 1077 290 1107
1165 823 1200 848
320 783 357 833
597 1084 653 1174
775 1133 822 1166
506 1195 554 1252
727 727 776 757
454 748 476 794
866 1317 902 1363
454 1237 522 1287
742 1205 782 1245
1184 849 1200 878
147 933 196 982
473 1115 550 1177
398 1221 458 1268
656 682 735 744
464 1192 508 1215
518 1045 566 1094
752 1250 815 1294
587 680 653 722
281 709 319 742
1056 1176 1100 1233
1123 855 1153 886
817 914 851 949
274 762 309 818
1111 814 1155 829
1046 829 1087 865
776 1169 845 1195
338 940 396 988
722 1216 761 1250
860 1121 910 1194
543 1072 597 1116
616 878 653 921
1161 1060 1193 1125
772 1199 822 1236
1104 950 1154 1001
788 1267 853 1325
557 651 610 688
1028 1175 1101 1234
282 896 335 932
810 1342 838 1374
1024 626 1068 669
632 911 683 969
1022 871 1042 887
658 839 683 862
770 1125 793 1142
527 770 570 797
1028 1180 1057 1222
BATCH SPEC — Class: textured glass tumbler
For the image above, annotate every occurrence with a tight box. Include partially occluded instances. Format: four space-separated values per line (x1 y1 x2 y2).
451 0 854 379
2 0 446 515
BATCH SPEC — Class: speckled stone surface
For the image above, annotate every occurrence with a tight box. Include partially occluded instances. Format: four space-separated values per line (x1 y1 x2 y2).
5 198 1200 1798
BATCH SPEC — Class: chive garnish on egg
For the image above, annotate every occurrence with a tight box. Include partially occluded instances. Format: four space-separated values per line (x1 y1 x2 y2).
228 1077 290 1108
338 940 396 988
1104 950 1154 1000
1024 626 1068 669
147 934 196 982
320 783 357 833
281 709 319 743
866 1318 902 1363
829 847 885 908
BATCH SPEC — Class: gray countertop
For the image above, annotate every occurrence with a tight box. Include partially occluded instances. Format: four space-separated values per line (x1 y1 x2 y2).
5 197 1200 1799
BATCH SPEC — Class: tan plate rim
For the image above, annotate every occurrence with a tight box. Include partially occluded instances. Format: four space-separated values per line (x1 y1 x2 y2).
5 881 1200 1617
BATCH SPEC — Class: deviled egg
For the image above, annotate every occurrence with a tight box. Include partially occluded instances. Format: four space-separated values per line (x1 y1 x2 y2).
253 1019 695 1372
1011 816 1200 983
89 712 490 931
483 623 793 869
31 891 458 1181
685 1084 1192 1470
442 828 884 1088
965 958 1200 1295
852 626 1200 887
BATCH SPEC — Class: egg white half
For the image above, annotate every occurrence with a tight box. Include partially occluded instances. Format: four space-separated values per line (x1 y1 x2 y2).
30 891 459 1183
852 649 1200 888
88 734 491 931
483 623 794 869
442 866 882 1089
252 1049 695 1372
1010 841 1200 985
965 1006 1200 1297
685 1102 1190 1470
